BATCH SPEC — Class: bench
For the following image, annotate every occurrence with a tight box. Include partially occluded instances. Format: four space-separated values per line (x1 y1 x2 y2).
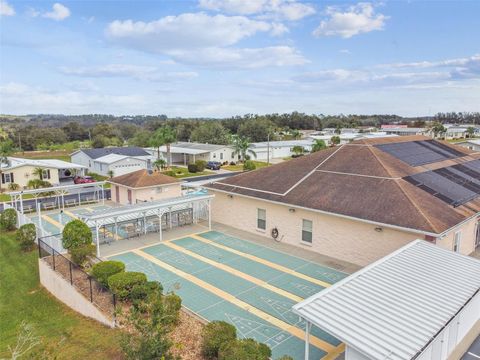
42 202 55 210
64 199 77 207
22 204 34 213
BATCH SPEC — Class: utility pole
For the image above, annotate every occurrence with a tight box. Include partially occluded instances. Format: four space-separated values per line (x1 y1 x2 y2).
267 132 270 166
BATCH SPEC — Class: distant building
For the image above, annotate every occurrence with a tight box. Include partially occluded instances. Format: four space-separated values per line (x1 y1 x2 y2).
250 139 315 160
456 139 480 151
382 127 430 136
108 169 182 205
71 147 152 177
0 157 86 188
146 142 236 165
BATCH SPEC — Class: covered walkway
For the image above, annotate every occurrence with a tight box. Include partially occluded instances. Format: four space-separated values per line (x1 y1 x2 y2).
79 194 214 257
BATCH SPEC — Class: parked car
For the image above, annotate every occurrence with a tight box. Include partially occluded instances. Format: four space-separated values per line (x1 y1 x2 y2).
74 175 95 184
206 161 222 170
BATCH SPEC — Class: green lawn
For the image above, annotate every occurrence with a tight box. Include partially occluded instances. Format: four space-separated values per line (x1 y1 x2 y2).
223 161 270 171
13 151 71 162
162 166 214 178
0 231 122 359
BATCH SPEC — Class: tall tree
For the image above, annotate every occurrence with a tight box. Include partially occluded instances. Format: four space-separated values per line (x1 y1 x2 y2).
151 126 176 166
230 135 256 162
190 122 229 144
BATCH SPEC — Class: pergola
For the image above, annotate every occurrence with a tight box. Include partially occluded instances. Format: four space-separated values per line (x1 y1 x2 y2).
9 182 108 214
79 194 214 256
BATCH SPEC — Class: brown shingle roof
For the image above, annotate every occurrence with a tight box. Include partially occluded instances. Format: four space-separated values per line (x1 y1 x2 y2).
206 136 480 234
108 169 180 188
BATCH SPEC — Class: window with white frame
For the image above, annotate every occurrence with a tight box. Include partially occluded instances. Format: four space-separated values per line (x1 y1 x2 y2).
2 173 13 183
453 231 461 252
41 169 50 180
257 208 266 230
302 219 313 243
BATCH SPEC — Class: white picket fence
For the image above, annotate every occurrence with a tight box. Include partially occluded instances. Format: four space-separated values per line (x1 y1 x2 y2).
4 203 66 253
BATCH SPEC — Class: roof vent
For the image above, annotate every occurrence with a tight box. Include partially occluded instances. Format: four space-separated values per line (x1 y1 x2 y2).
147 159 153 175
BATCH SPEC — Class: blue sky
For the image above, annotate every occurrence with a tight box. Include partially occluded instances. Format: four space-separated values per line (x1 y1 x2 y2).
0 0 479 117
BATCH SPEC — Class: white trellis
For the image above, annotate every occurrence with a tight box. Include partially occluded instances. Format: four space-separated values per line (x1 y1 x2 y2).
79 194 214 257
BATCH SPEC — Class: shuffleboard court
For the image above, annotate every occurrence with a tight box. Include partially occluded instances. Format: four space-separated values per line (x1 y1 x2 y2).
108 231 347 359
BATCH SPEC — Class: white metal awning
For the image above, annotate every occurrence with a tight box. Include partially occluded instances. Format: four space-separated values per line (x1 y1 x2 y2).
292 240 480 360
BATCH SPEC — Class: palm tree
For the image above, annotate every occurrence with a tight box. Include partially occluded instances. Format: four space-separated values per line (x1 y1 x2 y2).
290 129 301 140
292 145 305 156
231 135 256 162
153 158 166 171
0 139 14 192
311 139 327 152
32 167 44 179
151 126 176 167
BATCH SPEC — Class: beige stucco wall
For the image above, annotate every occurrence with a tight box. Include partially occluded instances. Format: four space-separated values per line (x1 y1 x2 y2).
210 190 479 266
210 190 421 266
4 165 60 188
113 183 182 205
436 217 478 255
38 260 114 328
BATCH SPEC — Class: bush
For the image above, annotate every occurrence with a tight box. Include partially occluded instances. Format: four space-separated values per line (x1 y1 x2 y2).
62 220 92 250
229 161 236 166
163 293 182 325
16 223 37 251
202 321 237 359
91 260 125 287
130 281 163 302
276 356 294 360
70 244 96 266
108 271 147 300
8 182 19 191
187 163 198 173
243 160 256 171
163 170 176 177
195 160 207 172
219 339 271 360
0 208 17 231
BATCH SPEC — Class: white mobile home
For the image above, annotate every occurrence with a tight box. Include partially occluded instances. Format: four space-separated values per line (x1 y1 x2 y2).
146 142 237 164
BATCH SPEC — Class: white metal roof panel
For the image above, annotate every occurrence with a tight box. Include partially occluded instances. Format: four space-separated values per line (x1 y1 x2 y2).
292 240 480 360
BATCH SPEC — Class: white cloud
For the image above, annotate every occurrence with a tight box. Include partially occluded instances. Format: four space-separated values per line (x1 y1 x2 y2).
313 2 388 38
0 0 15 16
105 12 304 68
199 0 315 21
59 64 198 81
106 13 281 52
43 3 70 21
339 49 351 54
167 46 308 68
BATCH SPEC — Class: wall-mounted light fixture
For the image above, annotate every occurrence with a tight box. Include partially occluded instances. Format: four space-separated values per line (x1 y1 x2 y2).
228 194 233 199
289 208 295 213
374 227 383 232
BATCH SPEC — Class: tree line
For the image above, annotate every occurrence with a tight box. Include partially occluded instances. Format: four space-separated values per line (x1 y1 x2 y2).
0 112 478 151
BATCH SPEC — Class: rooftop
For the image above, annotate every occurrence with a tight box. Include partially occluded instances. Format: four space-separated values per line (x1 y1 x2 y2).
206 135 480 234
94 153 146 164
108 169 180 188
76 147 150 159
292 240 480 360
153 142 229 155
1 157 86 170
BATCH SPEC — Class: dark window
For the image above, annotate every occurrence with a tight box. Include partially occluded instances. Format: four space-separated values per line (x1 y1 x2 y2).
257 208 266 230
302 219 312 243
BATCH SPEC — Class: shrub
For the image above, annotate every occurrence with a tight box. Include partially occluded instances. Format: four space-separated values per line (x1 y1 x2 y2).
130 281 163 302
195 160 207 172
62 220 92 250
229 161 236 166
218 338 271 360
276 356 294 360
70 244 95 266
163 293 182 325
0 208 17 231
108 271 147 300
202 321 237 359
91 260 125 287
187 163 198 173
16 223 37 251
164 170 176 177
8 182 19 191
243 160 256 171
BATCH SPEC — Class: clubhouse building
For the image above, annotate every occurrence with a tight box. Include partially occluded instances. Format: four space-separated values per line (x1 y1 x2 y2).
206 136 480 266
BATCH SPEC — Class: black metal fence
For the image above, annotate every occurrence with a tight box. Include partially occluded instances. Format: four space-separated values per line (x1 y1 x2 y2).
38 237 116 319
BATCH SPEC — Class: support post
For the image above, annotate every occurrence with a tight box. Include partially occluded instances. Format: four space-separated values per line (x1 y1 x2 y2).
95 222 100 257
114 217 118 240
208 199 212 230
304 321 311 360
169 207 172 229
143 212 147 234
158 213 163 241
102 184 105 205
20 193 24 214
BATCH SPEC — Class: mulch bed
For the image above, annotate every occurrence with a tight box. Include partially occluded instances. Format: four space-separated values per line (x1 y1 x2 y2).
170 310 206 360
